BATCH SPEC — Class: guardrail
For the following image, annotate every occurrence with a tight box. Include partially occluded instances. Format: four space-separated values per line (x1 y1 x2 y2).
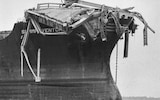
37 3 63 10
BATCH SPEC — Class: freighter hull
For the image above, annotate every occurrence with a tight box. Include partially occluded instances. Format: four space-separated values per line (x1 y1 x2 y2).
0 22 120 100
0 0 154 99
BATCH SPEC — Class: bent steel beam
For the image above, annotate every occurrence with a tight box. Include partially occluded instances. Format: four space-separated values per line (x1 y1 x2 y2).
20 19 42 82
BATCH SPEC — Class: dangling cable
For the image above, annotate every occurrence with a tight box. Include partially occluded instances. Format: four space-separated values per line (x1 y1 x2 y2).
115 42 118 84
61 0 64 3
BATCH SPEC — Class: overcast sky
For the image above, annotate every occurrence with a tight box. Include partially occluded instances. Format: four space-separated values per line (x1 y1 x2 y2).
0 0 160 98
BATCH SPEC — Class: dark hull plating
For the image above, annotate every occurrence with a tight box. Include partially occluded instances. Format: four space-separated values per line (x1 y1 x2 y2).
0 22 121 100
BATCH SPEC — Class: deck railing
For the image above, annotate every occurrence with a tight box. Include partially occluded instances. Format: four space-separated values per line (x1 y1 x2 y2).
37 3 63 10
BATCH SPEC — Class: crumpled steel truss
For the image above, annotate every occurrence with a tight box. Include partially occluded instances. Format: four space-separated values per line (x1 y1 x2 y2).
21 0 155 82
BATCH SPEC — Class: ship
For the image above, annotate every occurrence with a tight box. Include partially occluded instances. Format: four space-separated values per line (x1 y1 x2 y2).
0 0 155 100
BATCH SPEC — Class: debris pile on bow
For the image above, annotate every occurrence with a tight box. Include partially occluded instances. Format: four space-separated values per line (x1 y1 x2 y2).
21 0 155 82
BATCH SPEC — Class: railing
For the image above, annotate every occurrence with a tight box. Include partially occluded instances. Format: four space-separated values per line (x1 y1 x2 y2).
37 3 63 10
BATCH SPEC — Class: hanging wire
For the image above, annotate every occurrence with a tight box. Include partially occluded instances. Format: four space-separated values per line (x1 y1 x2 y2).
61 0 64 3
115 42 118 84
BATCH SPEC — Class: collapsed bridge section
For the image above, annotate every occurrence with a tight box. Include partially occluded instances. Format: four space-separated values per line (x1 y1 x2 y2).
20 0 155 82
0 1 155 100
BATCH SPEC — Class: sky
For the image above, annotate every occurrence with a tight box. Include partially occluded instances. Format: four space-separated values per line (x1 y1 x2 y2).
0 0 160 98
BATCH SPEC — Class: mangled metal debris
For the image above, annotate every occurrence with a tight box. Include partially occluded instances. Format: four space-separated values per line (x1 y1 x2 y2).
21 0 155 82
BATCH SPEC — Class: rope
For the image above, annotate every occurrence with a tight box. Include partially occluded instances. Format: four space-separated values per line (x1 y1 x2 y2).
115 42 118 84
